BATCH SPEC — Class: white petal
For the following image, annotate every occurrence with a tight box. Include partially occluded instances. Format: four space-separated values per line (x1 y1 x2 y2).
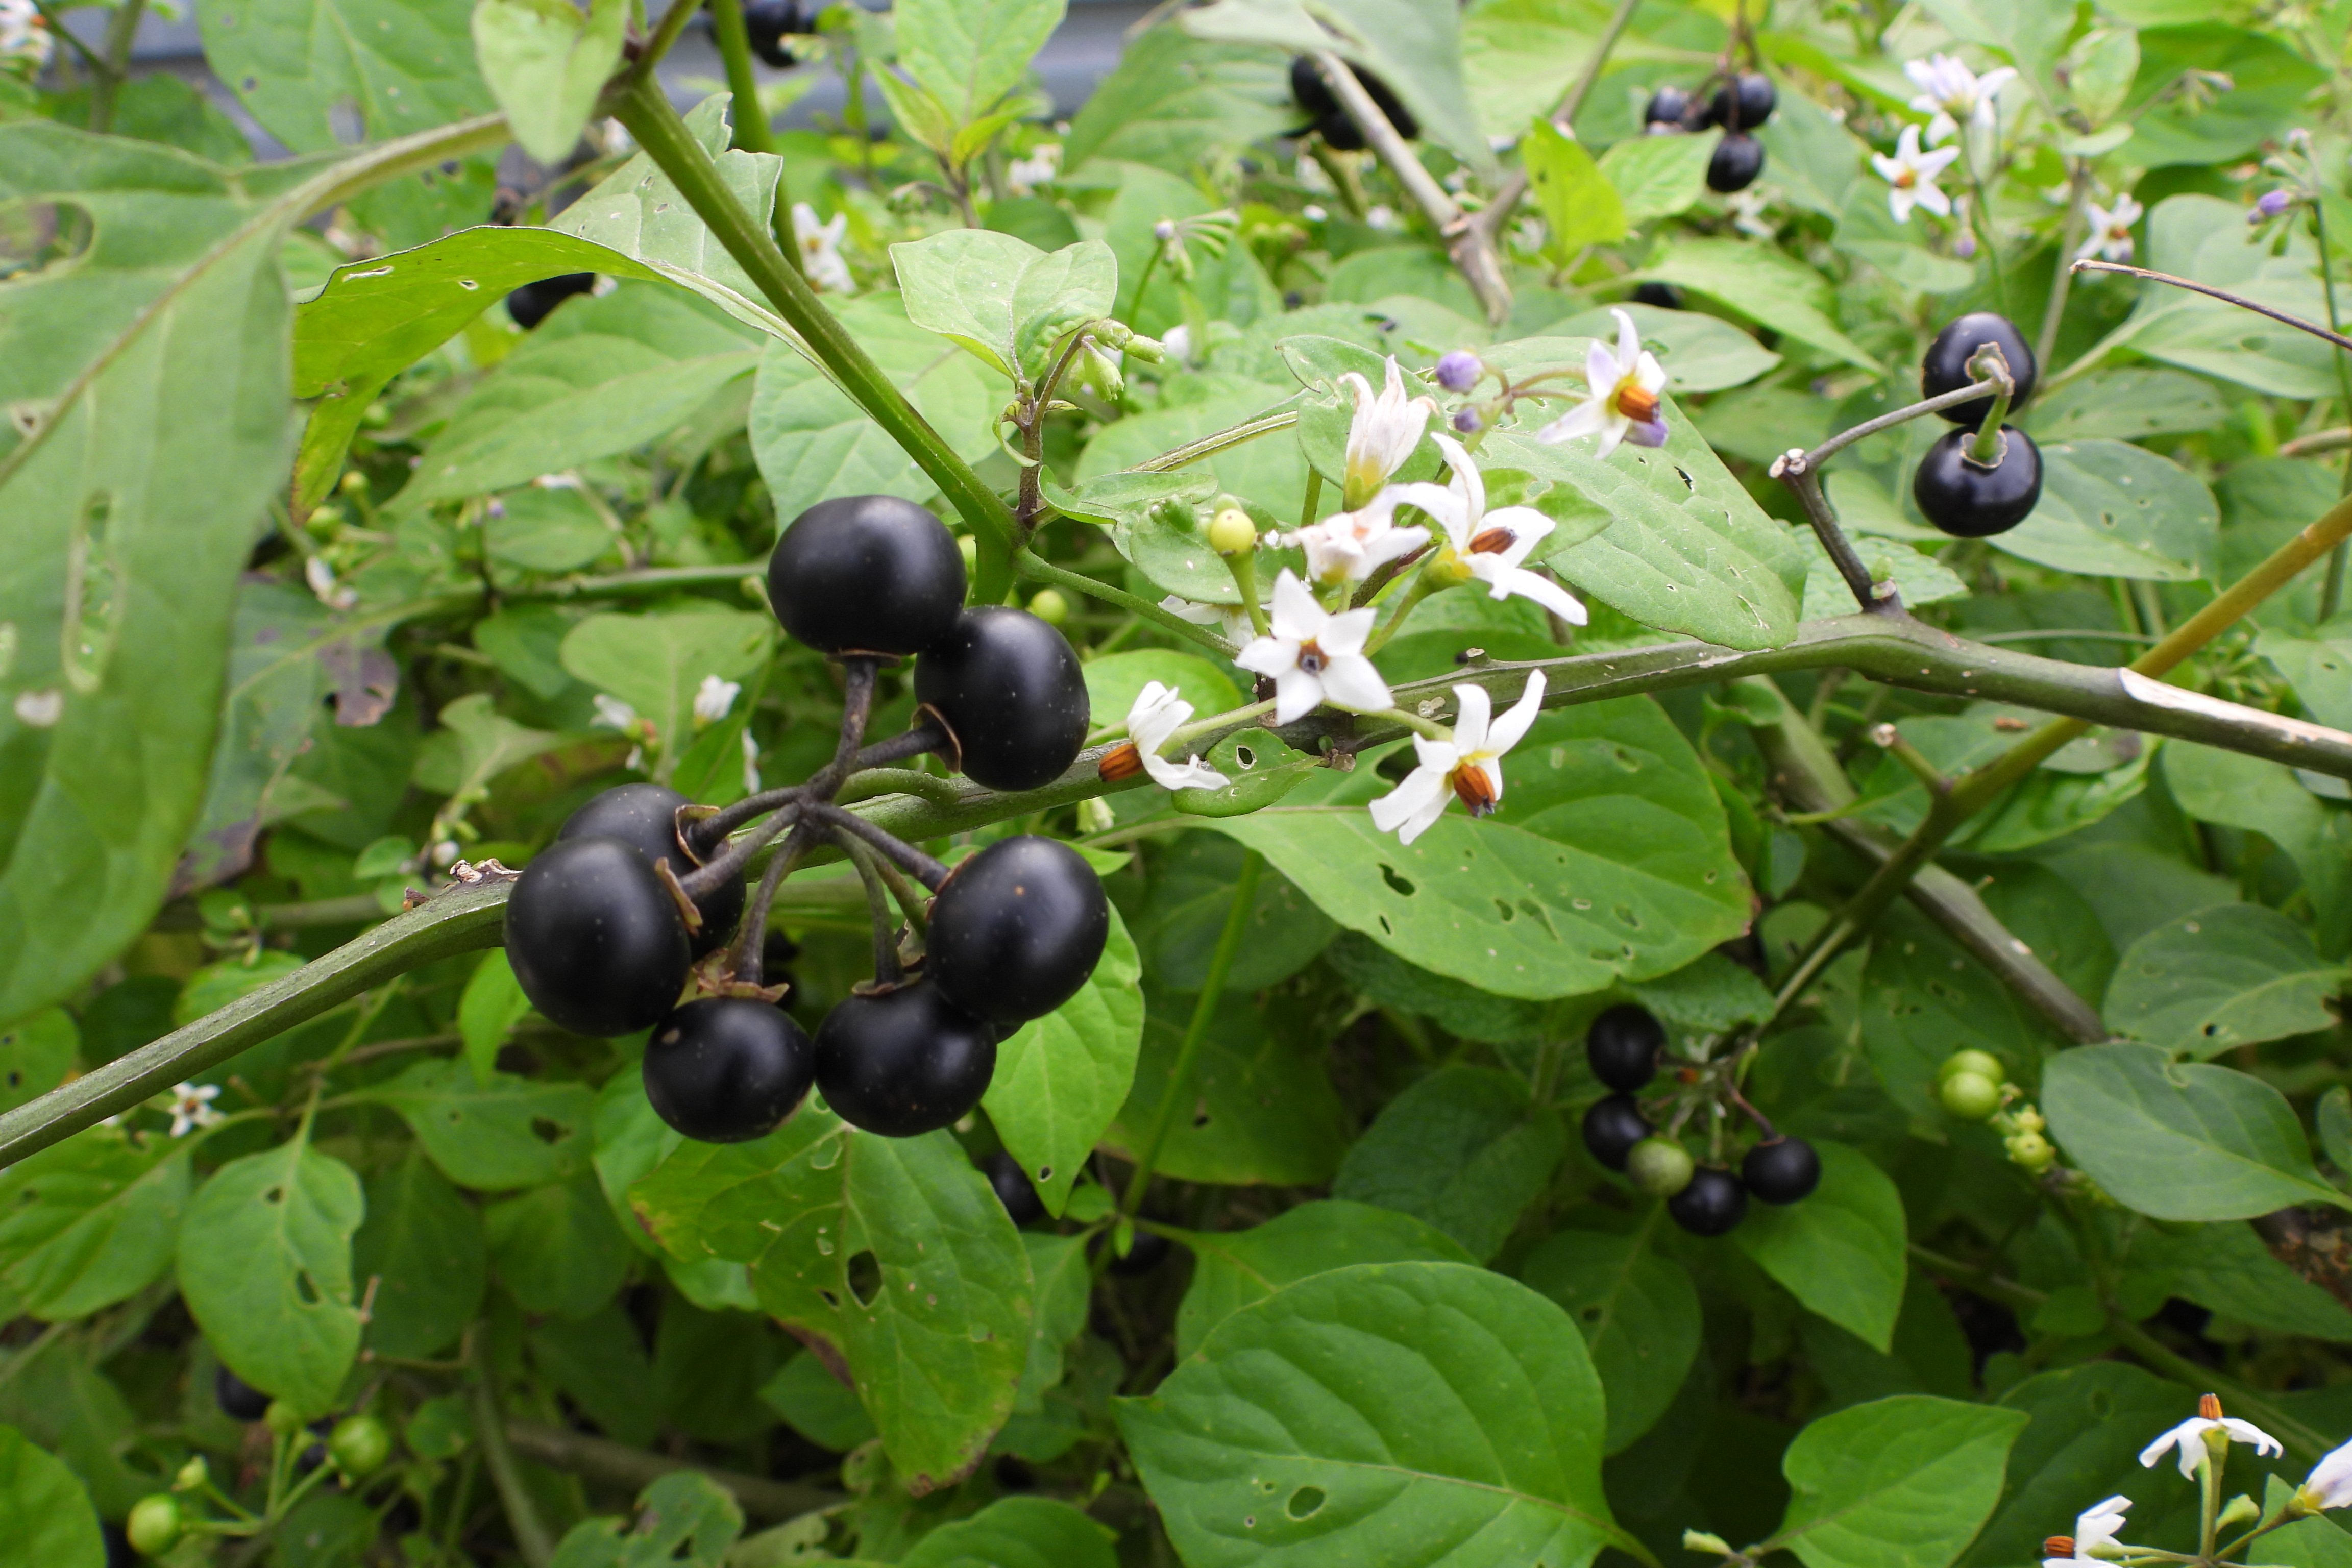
2222 1417 2284 1457
1234 635 1300 677
1917 144 1963 179
1270 666 1324 724
1369 765 1449 835
1145 752 1228 791
1391 481 1473 546
1634 352 1669 395
1363 524 1431 572
1612 307 1640 370
1584 341 1619 399
1480 507 1555 567
1870 151 1904 184
1492 565 1588 624
1315 653 1393 713
1268 570 1325 639
1889 187 1917 224
1487 669 1548 754
1913 182 1953 218
1534 402 1608 445
1434 433 1485 521
1451 683 1493 754
1396 785 1455 844
1316 605 1378 658
1589 414 1629 459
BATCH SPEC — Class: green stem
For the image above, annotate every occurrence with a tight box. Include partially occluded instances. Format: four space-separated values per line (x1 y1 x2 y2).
635 0 705 81
470 1332 556 1568
607 74 1020 598
2035 161 2089 373
86 0 145 136
1966 377 2015 465
1136 410 1302 473
705 0 777 156
1298 466 1324 531
1222 548 1269 638
2310 194 2352 619
1120 244 1164 331
1120 850 1261 1217
1013 547 1234 655
1361 572 1439 654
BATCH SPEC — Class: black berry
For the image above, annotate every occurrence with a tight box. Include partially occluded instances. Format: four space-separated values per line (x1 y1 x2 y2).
1644 85 1693 130
504 836 691 1037
981 1151 1045 1225
1707 73 1776 132
1668 1166 1749 1236
1289 55 1418 150
767 495 967 657
1631 282 1684 310
1581 1093 1651 1172
215 1365 271 1422
914 608 1089 792
928 836 1108 1026
1742 1136 1821 1205
505 273 594 330
1922 311 2038 424
1586 1003 1664 1092
1706 133 1765 193
644 997 816 1143
1913 426 2043 538
741 0 804 68
560 783 744 957
815 981 997 1137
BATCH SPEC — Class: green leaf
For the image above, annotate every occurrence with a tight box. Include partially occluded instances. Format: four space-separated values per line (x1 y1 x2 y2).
1075 379 1305 551
1011 1233 1092 1413
0 128 315 1025
2025 368 2228 445
1460 0 1602 140
2125 1220 2352 1340
1832 185 1977 296
1040 469 1219 529
483 484 623 575
632 1111 1032 1492
2105 903 2348 1056
486 1172 633 1318
0 1132 188 1322
894 0 1067 129
0 1010 75 1116
1519 1224 1700 1454
2042 1043 2347 1221
177 1141 366 1415
758 1351 877 1452
1061 26 1293 174
193 0 489 154
0 1424 104 1568
1736 1143 1907 1353
2162 745 2352 953
1990 439 2218 583
176 951 310 1027
1597 131 1721 228
1104 993 1351 1186
983 906 1142 1217
1772 1395 2029 1568
1128 834 1334 992
1321 930 1549 1043
1917 0 2070 104
1859 902 2039 1128
2119 25 2328 168
351 1150 486 1361
458 950 532 1087
1964 1363 2198 1568
890 230 1118 382
1800 534 1967 621
1331 1066 1564 1262
1080 651 1244 727
2092 196 2340 399
1523 122 1627 260
2261 628 2352 731
1639 238 1881 372
1118 1261 1619 1568
558 607 774 760
472 0 627 165
1173 1200 1475 1359
358 1059 596 1190
1530 306 1780 396
411 693 565 807
549 1471 745 1568
900 1497 1117 1568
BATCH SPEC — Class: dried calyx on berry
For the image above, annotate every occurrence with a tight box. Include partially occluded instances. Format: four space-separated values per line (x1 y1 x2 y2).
504 836 692 1038
560 782 744 957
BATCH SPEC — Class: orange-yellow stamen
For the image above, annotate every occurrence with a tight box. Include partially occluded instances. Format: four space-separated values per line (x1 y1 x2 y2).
1449 765 1499 817
2045 1539 2075 1559
1097 743 1144 782
2199 1392 2223 1420
1467 525 1516 555
1616 384 1660 422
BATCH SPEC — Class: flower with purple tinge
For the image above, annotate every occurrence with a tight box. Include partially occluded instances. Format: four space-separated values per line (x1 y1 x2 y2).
1368 673 1547 844
1872 124 1961 223
1534 308 1668 459
1452 407 1483 434
1435 350 1483 393
1234 571 1392 724
2251 189 2294 224
1338 357 1438 506
2077 194 2143 263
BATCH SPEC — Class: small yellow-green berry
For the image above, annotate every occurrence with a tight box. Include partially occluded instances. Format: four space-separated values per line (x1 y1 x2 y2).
126 1494 184 1557
1027 588 1070 626
328 1414 393 1478
1938 1049 2003 1085
1939 1071 2003 1122
2006 1129 2056 1173
1207 506 1257 557
1627 1136 1696 1198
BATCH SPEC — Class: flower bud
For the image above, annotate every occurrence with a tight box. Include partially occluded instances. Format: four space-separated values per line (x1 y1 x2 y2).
1123 332 1165 364
174 1456 209 1492
2217 1493 2261 1531
1435 350 1482 393
1207 506 1257 557
1683 1531 1736 1557
264 1399 306 1437
2253 189 2293 221
1153 218 1178 242
1452 406 1483 434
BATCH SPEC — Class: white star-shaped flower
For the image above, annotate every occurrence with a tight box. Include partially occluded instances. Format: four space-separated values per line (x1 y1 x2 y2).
1872 124 1962 224
1368 672 1547 845
167 1083 223 1138
591 693 640 731
693 674 741 725
2041 1496 2130 1568
1110 682 1227 791
2077 194 2143 263
1338 357 1437 507
2139 1396 2282 1478
2299 1438 2352 1513
793 202 852 293
1293 501 1429 586
1391 435 1586 625
1904 54 2017 146
1234 571 1392 724
1534 308 1669 459
1005 143 1062 197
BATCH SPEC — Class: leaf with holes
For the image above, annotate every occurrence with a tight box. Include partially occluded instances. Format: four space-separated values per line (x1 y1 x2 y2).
194 0 490 154
1770 1395 2028 1568
983 906 1142 1217
176 1140 366 1415
0 1009 76 1117
0 1132 189 1323
1991 440 2218 583
631 1108 1032 1492
1520 1225 1699 1455
1736 1142 1907 1354
1118 1261 1620 1568
901 1497 1118 1568
2104 904 2348 1058
548 1471 745 1568
351 1150 486 1360
1173 1200 1475 1359
355 1059 596 1191
1332 1067 1564 1263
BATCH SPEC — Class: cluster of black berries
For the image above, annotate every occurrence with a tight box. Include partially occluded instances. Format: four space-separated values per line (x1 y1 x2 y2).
502 495 1106 1146
741 0 808 68
1645 72 1774 193
1577 1004 1822 1237
1913 311 2043 538
1288 56 1417 151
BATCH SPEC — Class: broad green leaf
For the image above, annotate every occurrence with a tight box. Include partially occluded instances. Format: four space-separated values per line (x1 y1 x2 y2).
983 907 1142 1216
758 1351 877 1452
632 1110 1032 1492
1080 651 1244 727
2163 745 2352 953
2120 25 2327 168
1331 1067 1564 1262
1119 1261 1618 1568
1461 0 1606 139
1597 131 1720 229
0 1424 104 1568
1964 1363 2201 1568
1075 378 1305 552
1772 1395 2029 1568
1859 902 2040 1127
749 296 1003 527
1754 82 1869 218
591 1070 687 1259
193 0 489 154
2261 628 2352 731
486 1172 633 1318
1917 0 2070 103
1103 993 1351 1186
2105 903 2347 1056
2042 1043 2347 1221
0 128 316 1025
1528 306 1780 395
483 483 622 575
1062 27 1293 174
1990 440 2218 583
2125 1220 2352 1341
1736 1142 1907 1353
1799 534 1967 622
558 608 774 758
0 1132 188 1322
0 1009 75 1116
0 1349 148 1520
549 1471 744 1568
472 0 625 164
1523 122 1627 260
351 1150 486 1360
1639 238 1881 372
1174 1200 1475 1358
177 1141 366 1415
458 950 532 1086
358 1059 596 1191
1127 834 1335 992
2025 368 2228 445
411 693 565 807
1322 930 1550 1043
1520 1225 1700 1454
2091 196 2338 399
890 230 1118 381
894 0 1067 128
901 1497 1117 1568
1832 185 1976 296
1012 1233 1092 1413
1040 469 1219 529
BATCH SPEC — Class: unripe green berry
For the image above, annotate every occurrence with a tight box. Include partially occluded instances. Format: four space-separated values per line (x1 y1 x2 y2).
263 1399 305 1437
1626 1136 1695 1197
1207 506 1257 557
2006 1128 2056 1173
328 1413 393 1478
1938 1049 2003 1085
1939 1070 2002 1121
127 1494 183 1557
1027 588 1069 626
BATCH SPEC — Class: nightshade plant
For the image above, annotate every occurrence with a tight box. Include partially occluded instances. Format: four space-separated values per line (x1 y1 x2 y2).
14 1 2352 1566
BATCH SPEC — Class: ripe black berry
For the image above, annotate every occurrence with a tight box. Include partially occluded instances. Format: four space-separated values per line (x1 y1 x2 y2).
767 495 967 657
1581 1093 1651 1172
1631 282 1684 310
1586 1003 1664 1092
1706 72 1776 132
1644 85 1693 130
644 997 816 1143
914 608 1089 792
815 981 997 1137
505 273 594 330
981 1151 1045 1225
741 0 804 68
560 783 744 957
1668 1166 1749 1236
1288 55 1418 150
1913 426 2044 538
215 1365 271 1422
1742 1136 1821 1205
1922 311 2038 424
504 836 691 1037
928 836 1108 1026
1706 133 1765 193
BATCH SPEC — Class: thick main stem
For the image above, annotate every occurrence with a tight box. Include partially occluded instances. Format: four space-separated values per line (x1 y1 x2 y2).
86 0 145 136
706 0 778 156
